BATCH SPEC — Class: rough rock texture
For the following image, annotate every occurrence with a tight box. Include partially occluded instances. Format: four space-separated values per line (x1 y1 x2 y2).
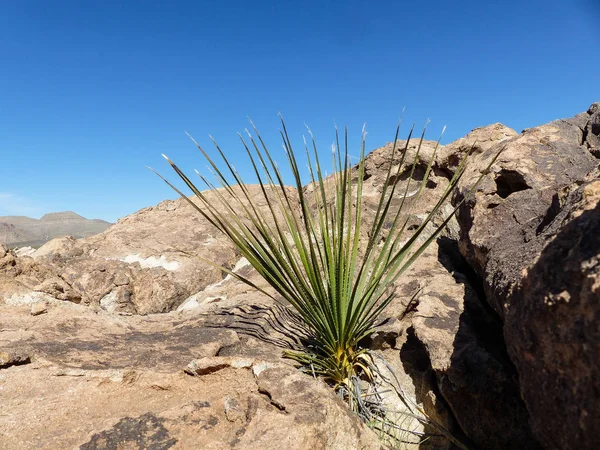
0 187 300 315
0 211 111 248
2 105 599 449
437 123 518 171
0 201 237 314
0 302 381 450
506 178 600 450
397 241 539 450
457 104 600 449
457 104 599 318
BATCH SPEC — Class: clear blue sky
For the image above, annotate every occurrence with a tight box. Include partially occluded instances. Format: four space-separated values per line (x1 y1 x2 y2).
1 0 598 222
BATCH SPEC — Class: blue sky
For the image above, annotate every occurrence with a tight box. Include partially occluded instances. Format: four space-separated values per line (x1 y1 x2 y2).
1 0 598 222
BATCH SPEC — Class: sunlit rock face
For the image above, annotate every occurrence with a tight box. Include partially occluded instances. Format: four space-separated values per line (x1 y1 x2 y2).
1 104 599 449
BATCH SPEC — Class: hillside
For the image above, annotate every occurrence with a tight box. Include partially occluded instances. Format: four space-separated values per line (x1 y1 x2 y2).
0 211 111 247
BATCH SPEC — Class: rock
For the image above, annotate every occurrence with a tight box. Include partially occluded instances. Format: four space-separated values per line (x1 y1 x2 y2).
456 104 600 449
0 190 296 314
0 302 381 450
582 102 600 157
33 236 78 258
0 346 32 368
506 178 600 450
376 240 540 450
457 104 599 318
0 211 111 248
34 278 81 303
30 301 48 316
99 285 131 313
437 123 518 171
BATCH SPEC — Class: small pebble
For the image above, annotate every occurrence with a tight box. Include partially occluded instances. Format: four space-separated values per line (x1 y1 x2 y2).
30 302 48 316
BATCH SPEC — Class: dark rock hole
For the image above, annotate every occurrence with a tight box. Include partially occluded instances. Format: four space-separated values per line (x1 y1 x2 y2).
494 170 530 199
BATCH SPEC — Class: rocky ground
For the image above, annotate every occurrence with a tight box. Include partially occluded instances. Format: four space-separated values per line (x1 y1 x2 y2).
1 103 598 449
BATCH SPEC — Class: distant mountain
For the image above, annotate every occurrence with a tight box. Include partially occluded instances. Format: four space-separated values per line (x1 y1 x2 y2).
0 211 112 248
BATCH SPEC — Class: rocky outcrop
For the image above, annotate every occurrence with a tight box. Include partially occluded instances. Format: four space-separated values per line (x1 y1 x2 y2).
508 178 600 450
1 105 599 449
456 104 599 318
0 187 301 315
457 103 600 449
0 302 381 450
0 211 111 248
0 201 238 314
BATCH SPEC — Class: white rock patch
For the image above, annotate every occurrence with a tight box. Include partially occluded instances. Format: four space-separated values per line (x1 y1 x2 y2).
120 254 180 271
6 292 55 306
14 246 35 257
100 291 118 313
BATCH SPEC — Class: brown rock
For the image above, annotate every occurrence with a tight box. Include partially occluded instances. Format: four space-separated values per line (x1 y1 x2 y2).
456 104 600 449
437 123 518 170
0 346 32 368
457 104 599 317
30 301 48 316
0 302 381 450
507 179 600 450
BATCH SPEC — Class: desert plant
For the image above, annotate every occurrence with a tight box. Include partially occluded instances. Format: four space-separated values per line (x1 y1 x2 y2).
152 116 496 419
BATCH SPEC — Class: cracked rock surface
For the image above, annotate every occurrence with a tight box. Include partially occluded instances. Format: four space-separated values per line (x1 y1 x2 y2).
457 103 600 449
1 104 599 449
0 302 381 450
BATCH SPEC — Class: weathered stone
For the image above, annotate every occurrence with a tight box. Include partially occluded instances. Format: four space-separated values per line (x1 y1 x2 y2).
456 104 600 449
0 346 32 368
2 106 599 449
30 301 48 316
457 106 599 318
506 179 600 450
0 303 381 450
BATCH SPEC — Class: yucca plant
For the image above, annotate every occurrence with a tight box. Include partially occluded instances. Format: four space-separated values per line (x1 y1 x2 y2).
152 116 496 414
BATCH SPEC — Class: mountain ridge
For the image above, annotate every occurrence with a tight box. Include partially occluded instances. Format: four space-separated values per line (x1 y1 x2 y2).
0 211 112 247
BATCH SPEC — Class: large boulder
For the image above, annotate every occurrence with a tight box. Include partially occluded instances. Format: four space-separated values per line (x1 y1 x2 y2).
507 177 600 450
456 103 600 449
457 104 599 318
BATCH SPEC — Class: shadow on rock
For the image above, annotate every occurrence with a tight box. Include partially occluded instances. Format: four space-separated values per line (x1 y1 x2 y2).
507 196 600 450
432 238 542 450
